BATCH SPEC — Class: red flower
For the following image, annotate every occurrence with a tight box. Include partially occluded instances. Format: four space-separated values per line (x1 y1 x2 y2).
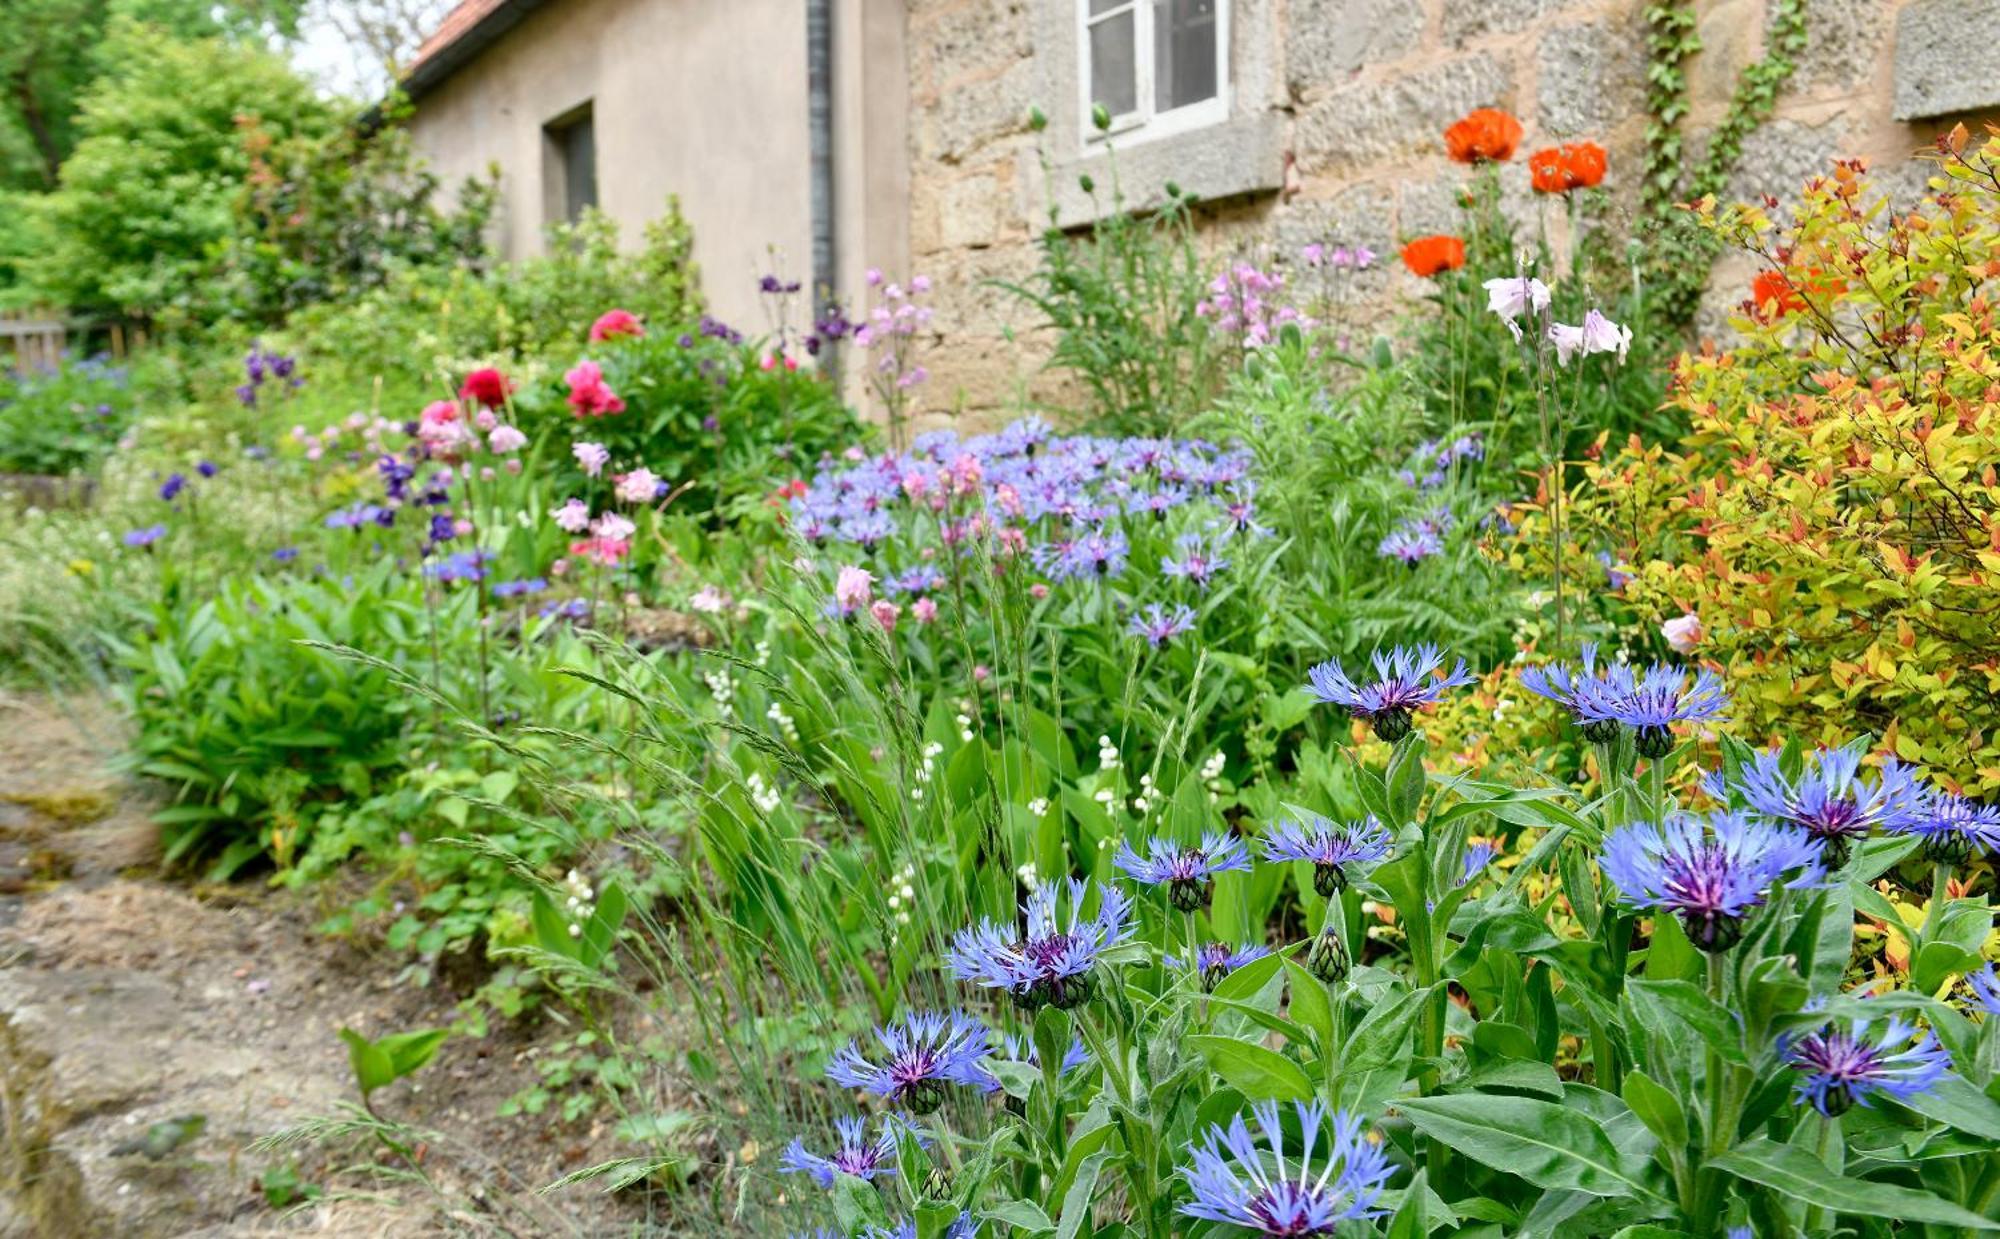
1528 142 1608 194
564 360 627 417
1444 109 1524 164
589 309 645 343
458 367 514 409
1749 268 1845 321
1401 235 1467 278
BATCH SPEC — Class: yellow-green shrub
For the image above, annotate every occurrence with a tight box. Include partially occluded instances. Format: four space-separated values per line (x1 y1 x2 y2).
1544 129 2000 793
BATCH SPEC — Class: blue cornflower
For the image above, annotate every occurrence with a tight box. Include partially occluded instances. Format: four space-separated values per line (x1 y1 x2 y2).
492 577 549 600
889 565 945 595
1115 831 1251 912
946 878 1131 1010
1305 645 1474 742
1173 941 1273 992
1966 964 2000 1017
1579 663 1728 758
271 546 298 563
1262 813 1392 897
1727 747 1928 866
1518 642 1635 742
1161 533 1229 587
1056 527 1129 580
325 502 386 531
1601 810 1825 952
195 460 218 478
158 473 187 502
1179 1101 1395 1235
426 549 492 584
1378 524 1443 565
122 524 167 549
1129 602 1197 648
1133 485 1191 520
1782 1014 1950 1117
779 1115 912 1187
1890 792 2000 865
1458 840 1498 887
825 1011 991 1114
861 1216 976 1239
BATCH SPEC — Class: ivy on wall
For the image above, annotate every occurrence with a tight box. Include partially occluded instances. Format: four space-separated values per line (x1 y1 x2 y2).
1641 0 1809 326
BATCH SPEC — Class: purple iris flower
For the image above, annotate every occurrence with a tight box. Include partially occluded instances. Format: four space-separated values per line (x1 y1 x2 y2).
824 1011 991 1114
945 878 1131 1010
1262 813 1392 896
1305 644 1475 742
778 1115 911 1187
1179 1101 1395 1236
1601 810 1825 952
1114 831 1251 912
1128 603 1197 648
1782 1014 1950 1116
1890 792 2000 865
1172 941 1273 992
1721 747 1928 866
1577 663 1729 758
1518 642 1636 742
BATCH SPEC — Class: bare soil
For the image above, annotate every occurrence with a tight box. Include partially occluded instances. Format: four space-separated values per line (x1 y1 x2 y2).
0 690 666 1237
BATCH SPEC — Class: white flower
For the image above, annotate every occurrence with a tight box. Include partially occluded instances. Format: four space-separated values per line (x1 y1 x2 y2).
1026 797 1050 818
1661 612 1704 655
1549 309 1632 366
1483 276 1552 341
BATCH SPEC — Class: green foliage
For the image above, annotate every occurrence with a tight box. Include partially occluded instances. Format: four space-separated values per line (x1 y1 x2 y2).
24 20 335 324
0 350 139 473
339 1024 448 1102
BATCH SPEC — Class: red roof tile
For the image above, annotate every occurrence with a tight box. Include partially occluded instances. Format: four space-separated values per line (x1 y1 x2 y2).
406 0 513 79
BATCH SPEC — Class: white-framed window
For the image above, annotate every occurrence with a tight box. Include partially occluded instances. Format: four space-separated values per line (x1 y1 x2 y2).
1079 0 1228 145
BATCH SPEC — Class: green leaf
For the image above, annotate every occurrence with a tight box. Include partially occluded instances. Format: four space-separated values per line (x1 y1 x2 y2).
338 1027 394 1096
982 1200 1054 1234
832 1170 892 1232
1283 958 1334 1051
1710 1138 2000 1229
1187 1034 1314 1101
1055 1150 1112 1239
377 1028 448 1080
1899 1072 2000 1142
1398 1095 1659 1200
1620 1069 1688 1149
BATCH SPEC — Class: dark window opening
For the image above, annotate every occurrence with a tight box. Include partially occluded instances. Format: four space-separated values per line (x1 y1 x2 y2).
546 105 598 226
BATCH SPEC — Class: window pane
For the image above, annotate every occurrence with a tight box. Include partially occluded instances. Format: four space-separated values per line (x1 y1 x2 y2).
1154 0 1218 112
561 117 598 221
1088 9 1138 118
1088 0 1130 14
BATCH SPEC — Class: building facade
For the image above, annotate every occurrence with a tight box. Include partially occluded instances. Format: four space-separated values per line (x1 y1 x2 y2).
405 0 2000 416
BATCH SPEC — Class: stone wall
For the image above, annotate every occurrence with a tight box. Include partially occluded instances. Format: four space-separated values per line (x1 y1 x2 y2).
900 0 1995 423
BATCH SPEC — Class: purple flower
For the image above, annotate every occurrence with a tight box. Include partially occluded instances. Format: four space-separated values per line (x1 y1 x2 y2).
1967 964 2000 1017
271 546 298 563
778 1115 910 1187
158 473 187 502
1578 663 1729 758
122 524 167 548
1518 642 1635 742
1601 810 1825 952
1723 747 1928 866
325 503 386 531
1262 813 1392 896
946 878 1131 1010
1054 527 1129 580
1115 831 1251 911
1179 1101 1395 1235
1890 792 2000 865
492 577 549 599
1161 532 1230 587
1305 645 1475 742
1173 941 1273 992
825 1011 991 1114
1458 840 1498 886
195 460 218 478
1782 1015 1950 1116
1377 523 1443 565
1129 602 1197 648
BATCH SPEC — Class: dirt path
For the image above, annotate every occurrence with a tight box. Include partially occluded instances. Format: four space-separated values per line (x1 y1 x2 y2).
0 692 644 1237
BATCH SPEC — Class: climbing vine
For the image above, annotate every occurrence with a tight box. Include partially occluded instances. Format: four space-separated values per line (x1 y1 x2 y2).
1640 0 1810 325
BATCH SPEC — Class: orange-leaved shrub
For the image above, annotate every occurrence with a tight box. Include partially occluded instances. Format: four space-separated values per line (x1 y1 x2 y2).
1542 129 2000 794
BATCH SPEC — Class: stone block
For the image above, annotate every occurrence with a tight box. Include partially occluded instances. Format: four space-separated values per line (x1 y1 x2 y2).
1286 0 1426 98
1721 117 1844 205
1687 0 1760 111
1536 15 1647 139
1443 0 1593 44
1296 53 1515 175
1047 112 1289 224
913 0 1031 92
1793 0 1893 95
1893 0 2000 119
939 173 1005 249
921 58 1035 163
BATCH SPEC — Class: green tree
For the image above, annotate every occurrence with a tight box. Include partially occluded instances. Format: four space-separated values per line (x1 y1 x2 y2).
24 20 333 325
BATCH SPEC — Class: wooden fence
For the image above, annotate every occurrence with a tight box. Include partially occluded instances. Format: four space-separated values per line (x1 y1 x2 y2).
0 309 69 370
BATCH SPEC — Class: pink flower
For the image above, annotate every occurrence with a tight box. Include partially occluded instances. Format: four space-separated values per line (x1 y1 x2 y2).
690 585 730 613
564 360 627 417
474 408 498 432
549 558 569 577
417 399 470 455
1662 612 1704 655
972 665 990 683
593 512 636 542
552 498 591 533
834 565 875 613
570 536 629 566
1029 583 1050 600
573 441 610 476
452 518 474 538
589 309 645 342
616 467 662 504
911 596 938 624
869 599 900 633
488 425 527 453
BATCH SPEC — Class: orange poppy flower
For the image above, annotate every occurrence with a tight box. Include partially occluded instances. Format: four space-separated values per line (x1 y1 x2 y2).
1401 235 1467 278
1528 142 1608 193
1444 108 1524 164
